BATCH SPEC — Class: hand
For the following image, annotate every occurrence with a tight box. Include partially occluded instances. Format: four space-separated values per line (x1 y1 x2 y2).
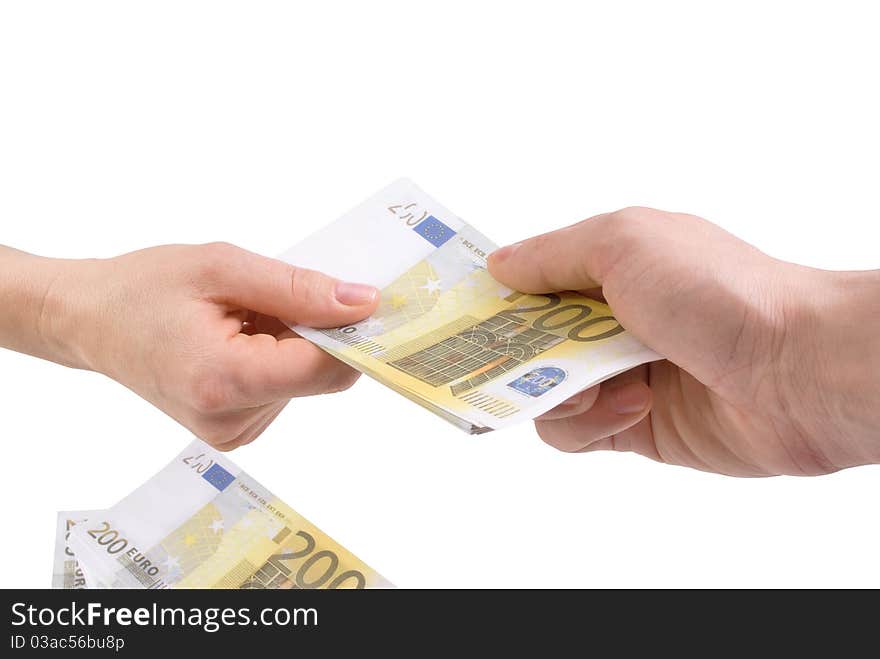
488 208 880 476
39 243 379 450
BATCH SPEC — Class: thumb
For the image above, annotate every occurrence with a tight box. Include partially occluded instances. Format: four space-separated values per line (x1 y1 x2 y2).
487 208 780 382
202 243 379 327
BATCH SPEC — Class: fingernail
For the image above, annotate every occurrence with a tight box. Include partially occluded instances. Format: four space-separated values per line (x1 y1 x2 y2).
610 383 649 415
490 243 522 263
335 281 378 306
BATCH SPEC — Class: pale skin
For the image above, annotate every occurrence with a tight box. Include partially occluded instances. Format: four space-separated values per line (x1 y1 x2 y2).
488 207 880 476
0 242 379 451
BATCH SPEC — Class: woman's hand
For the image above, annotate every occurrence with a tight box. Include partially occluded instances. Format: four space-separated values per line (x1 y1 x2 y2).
1 242 378 450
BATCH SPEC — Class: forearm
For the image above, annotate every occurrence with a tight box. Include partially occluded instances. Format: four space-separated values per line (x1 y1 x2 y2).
0 245 89 369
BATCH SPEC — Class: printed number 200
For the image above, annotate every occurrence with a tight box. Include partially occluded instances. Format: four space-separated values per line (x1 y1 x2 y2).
504 293 624 341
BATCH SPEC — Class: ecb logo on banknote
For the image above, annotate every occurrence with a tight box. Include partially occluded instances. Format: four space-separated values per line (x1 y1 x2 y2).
507 367 567 397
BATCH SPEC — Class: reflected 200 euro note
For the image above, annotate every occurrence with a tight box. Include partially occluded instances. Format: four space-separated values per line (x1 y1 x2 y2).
68 440 390 589
52 510 101 589
280 179 661 433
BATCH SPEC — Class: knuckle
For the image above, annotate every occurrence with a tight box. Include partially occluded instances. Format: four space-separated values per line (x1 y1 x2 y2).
616 205 656 218
612 206 668 231
615 206 667 222
287 264 305 300
528 232 554 254
521 233 563 290
193 242 239 282
607 208 652 240
202 241 239 264
288 265 321 302
593 208 667 280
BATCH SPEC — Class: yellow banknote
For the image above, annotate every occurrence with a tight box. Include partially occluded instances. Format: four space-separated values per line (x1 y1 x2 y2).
283 179 660 433
68 441 390 589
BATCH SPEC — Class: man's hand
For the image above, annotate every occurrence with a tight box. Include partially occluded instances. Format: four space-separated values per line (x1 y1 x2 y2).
34 243 378 450
488 208 880 476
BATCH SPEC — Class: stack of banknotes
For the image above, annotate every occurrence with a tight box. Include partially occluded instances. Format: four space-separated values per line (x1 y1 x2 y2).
53 440 390 589
281 179 659 433
53 180 659 587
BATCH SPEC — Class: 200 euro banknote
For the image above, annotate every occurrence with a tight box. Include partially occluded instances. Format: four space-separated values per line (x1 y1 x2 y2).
280 179 660 433
52 510 100 589
68 441 390 589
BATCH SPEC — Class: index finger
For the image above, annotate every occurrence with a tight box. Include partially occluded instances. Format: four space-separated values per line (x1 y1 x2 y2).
487 213 612 293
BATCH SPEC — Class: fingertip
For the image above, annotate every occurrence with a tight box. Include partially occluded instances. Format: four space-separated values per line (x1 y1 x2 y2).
608 381 652 415
533 376 652 453
328 281 380 328
325 363 362 393
488 245 531 294
335 281 379 307
489 242 522 265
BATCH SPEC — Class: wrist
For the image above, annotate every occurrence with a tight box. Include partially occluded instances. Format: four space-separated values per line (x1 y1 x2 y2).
796 268 880 466
828 269 880 458
38 256 108 372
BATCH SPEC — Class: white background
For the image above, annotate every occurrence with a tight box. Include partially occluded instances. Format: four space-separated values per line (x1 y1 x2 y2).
1 1 878 588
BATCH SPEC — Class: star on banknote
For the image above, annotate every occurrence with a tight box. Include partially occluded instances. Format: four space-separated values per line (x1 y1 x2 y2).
421 278 443 294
